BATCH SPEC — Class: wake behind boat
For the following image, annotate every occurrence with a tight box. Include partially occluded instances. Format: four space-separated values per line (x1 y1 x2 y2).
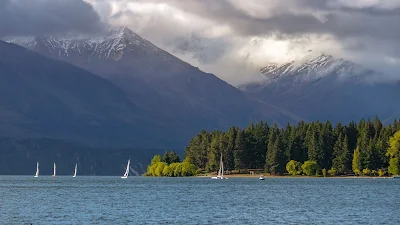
211 153 228 179
121 159 130 179
34 162 39 177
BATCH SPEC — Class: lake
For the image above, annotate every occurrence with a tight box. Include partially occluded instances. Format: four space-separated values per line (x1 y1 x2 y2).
0 176 399 224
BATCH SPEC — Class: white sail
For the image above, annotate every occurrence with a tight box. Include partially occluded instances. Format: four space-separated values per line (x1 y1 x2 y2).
73 163 77 177
121 159 130 179
221 160 224 177
52 163 56 177
212 153 228 179
34 162 39 177
217 154 222 176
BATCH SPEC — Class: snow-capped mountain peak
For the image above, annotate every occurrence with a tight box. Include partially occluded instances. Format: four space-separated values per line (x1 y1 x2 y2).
3 26 160 61
110 26 136 38
260 54 375 83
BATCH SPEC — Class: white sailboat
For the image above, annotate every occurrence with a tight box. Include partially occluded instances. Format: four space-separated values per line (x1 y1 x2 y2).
52 162 56 178
34 162 39 177
73 163 77 177
211 153 228 179
121 159 130 179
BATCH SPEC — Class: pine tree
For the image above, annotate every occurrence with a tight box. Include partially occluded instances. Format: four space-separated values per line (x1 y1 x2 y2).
357 120 372 171
307 126 323 166
253 121 269 168
362 139 375 170
283 123 292 161
184 133 202 167
244 124 257 168
265 125 278 171
234 130 246 171
346 121 358 153
206 134 220 172
219 134 229 170
163 151 171 164
342 135 351 173
321 121 334 169
333 121 343 140
375 128 390 169
373 116 383 138
352 147 362 175
266 131 284 175
168 151 180 163
198 132 211 169
332 133 344 174
225 127 237 171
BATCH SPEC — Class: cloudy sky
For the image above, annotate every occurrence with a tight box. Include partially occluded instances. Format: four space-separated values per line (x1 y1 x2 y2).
1 0 399 85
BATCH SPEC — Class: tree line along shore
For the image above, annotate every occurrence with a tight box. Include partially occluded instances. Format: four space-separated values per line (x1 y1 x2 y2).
146 117 400 177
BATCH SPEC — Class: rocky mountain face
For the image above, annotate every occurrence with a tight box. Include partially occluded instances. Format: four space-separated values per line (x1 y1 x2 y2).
0 40 176 148
241 54 400 123
3 27 300 149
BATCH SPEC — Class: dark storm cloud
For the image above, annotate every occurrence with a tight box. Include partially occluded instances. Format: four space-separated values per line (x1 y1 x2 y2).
147 0 400 41
0 0 106 37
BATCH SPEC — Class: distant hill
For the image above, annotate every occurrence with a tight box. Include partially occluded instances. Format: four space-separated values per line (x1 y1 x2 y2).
0 137 165 175
241 54 400 123
0 40 174 148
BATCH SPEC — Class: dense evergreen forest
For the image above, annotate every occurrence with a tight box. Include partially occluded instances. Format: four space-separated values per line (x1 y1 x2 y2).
184 118 400 176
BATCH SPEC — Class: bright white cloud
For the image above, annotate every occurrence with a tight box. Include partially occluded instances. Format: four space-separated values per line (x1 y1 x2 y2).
86 0 400 86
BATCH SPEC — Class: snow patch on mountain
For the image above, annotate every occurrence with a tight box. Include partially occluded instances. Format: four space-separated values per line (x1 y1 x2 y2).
3 26 160 61
259 54 376 83
5 36 37 50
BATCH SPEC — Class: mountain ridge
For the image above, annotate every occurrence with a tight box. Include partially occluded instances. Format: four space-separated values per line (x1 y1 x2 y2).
259 54 377 83
0 40 176 148
242 54 400 123
2 27 301 148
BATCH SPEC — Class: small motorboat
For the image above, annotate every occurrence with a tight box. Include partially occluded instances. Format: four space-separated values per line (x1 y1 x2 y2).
259 174 265 180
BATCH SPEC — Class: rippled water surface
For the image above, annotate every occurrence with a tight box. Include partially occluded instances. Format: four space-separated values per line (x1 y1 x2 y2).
0 176 399 224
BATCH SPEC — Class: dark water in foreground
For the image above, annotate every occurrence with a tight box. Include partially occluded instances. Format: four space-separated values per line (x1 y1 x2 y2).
0 176 399 224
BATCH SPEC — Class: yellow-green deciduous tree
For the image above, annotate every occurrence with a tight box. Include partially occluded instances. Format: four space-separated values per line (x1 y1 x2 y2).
181 157 197 176
387 131 400 175
146 155 162 176
155 162 167 176
301 160 318 176
286 160 302 176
